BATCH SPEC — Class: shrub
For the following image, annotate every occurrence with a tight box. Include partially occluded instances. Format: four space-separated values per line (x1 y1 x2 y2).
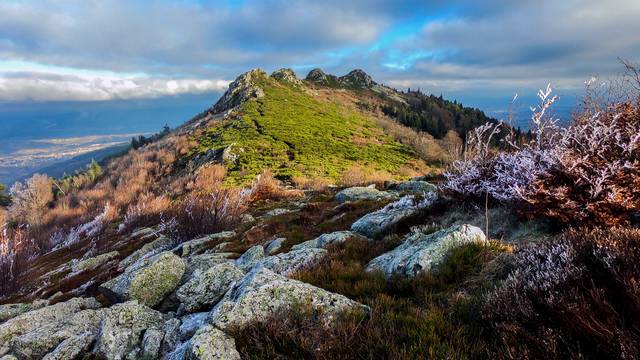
445 82 640 225
337 165 392 188
484 227 640 359
0 184 11 206
9 174 54 225
249 170 303 202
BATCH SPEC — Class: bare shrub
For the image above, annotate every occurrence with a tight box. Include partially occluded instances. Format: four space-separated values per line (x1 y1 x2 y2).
292 176 331 192
484 227 640 359
249 170 303 202
337 165 392 188
372 115 450 163
189 164 226 193
9 174 54 225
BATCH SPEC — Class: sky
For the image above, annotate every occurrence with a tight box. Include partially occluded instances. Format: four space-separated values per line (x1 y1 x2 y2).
1 0 640 110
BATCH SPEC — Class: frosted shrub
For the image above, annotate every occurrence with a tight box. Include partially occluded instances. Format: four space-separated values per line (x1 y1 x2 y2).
445 82 640 225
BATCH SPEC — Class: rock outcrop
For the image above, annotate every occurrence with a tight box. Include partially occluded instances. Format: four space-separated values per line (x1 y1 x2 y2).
351 193 437 238
234 245 265 271
100 251 185 307
208 267 367 331
174 231 236 257
366 224 487 277
118 235 173 271
256 248 327 275
185 325 241 360
338 69 376 89
271 68 302 86
210 69 266 114
71 251 119 273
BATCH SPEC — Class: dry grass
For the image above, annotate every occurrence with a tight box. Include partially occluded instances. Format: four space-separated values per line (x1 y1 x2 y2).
250 170 304 202
292 176 331 192
337 165 392 187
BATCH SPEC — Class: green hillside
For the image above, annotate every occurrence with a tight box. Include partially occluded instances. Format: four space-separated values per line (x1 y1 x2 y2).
192 71 422 185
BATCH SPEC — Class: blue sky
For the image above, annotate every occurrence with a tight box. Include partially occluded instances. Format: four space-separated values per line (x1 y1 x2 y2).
1 0 639 110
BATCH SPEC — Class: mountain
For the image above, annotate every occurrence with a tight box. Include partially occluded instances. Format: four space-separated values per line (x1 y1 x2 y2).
3 66 629 359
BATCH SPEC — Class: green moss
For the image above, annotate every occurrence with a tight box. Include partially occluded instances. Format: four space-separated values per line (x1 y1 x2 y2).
192 77 419 185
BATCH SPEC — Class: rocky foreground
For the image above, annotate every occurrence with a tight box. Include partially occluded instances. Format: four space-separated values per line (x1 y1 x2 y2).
0 182 489 359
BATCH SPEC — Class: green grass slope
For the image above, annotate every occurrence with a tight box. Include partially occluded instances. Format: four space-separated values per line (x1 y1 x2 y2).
193 73 423 185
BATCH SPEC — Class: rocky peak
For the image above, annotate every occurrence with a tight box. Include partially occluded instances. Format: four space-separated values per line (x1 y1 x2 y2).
339 69 375 88
271 68 302 85
209 68 267 114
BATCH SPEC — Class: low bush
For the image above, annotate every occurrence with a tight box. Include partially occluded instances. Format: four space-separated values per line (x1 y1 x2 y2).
484 227 640 359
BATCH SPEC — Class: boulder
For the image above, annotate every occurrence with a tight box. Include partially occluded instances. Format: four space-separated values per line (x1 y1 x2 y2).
338 69 376 89
100 251 185 307
178 312 208 341
208 267 367 331
366 224 487 278
71 251 119 273
177 263 245 314
186 325 241 360
271 68 302 86
257 248 327 276
183 253 235 280
94 301 165 360
394 180 438 194
140 328 164 359
174 231 236 257
291 231 367 250
161 318 181 356
335 186 396 203
351 193 437 238
0 297 100 355
263 208 292 217
41 332 95 360
119 235 174 271
234 245 265 271
264 237 286 255
0 300 48 323
10 308 103 359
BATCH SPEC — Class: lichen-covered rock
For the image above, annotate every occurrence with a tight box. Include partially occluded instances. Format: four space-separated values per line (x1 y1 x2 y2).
161 318 181 356
209 267 367 331
264 237 286 255
72 251 119 273
174 231 236 257
394 180 438 194
0 300 48 323
100 251 185 307
255 248 327 276
271 68 302 86
41 331 95 360
351 194 437 238
10 307 103 359
335 186 396 203
182 253 235 281
366 224 487 277
234 245 265 271
291 231 367 250
140 328 163 359
177 263 245 314
186 325 241 360
119 235 173 271
94 301 165 360
263 208 292 217
0 297 100 355
210 69 266 114
338 69 375 89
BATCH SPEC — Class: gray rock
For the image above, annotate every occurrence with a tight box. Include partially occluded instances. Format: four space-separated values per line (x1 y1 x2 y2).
186 325 241 360
94 301 165 360
100 251 186 307
11 308 103 359
177 263 245 314
209 267 367 331
338 69 376 89
264 208 292 217
305 68 339 86
183 253 235 281
234 245 265 271
210 69 266 114
0 355 17 360
140 328 163 359
0 300 48 323
351 193 437 238
41 332 95 360
257 248 327 276
119 236 174 271
175 232 236 257
0 297 100 355
271 68 302 86
366 224 487 278
395 180 438 194
161 318 181 356
335 186 396 203
179 312 208 341
291 231 367 250
71 251 119 273
264 237 286 255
